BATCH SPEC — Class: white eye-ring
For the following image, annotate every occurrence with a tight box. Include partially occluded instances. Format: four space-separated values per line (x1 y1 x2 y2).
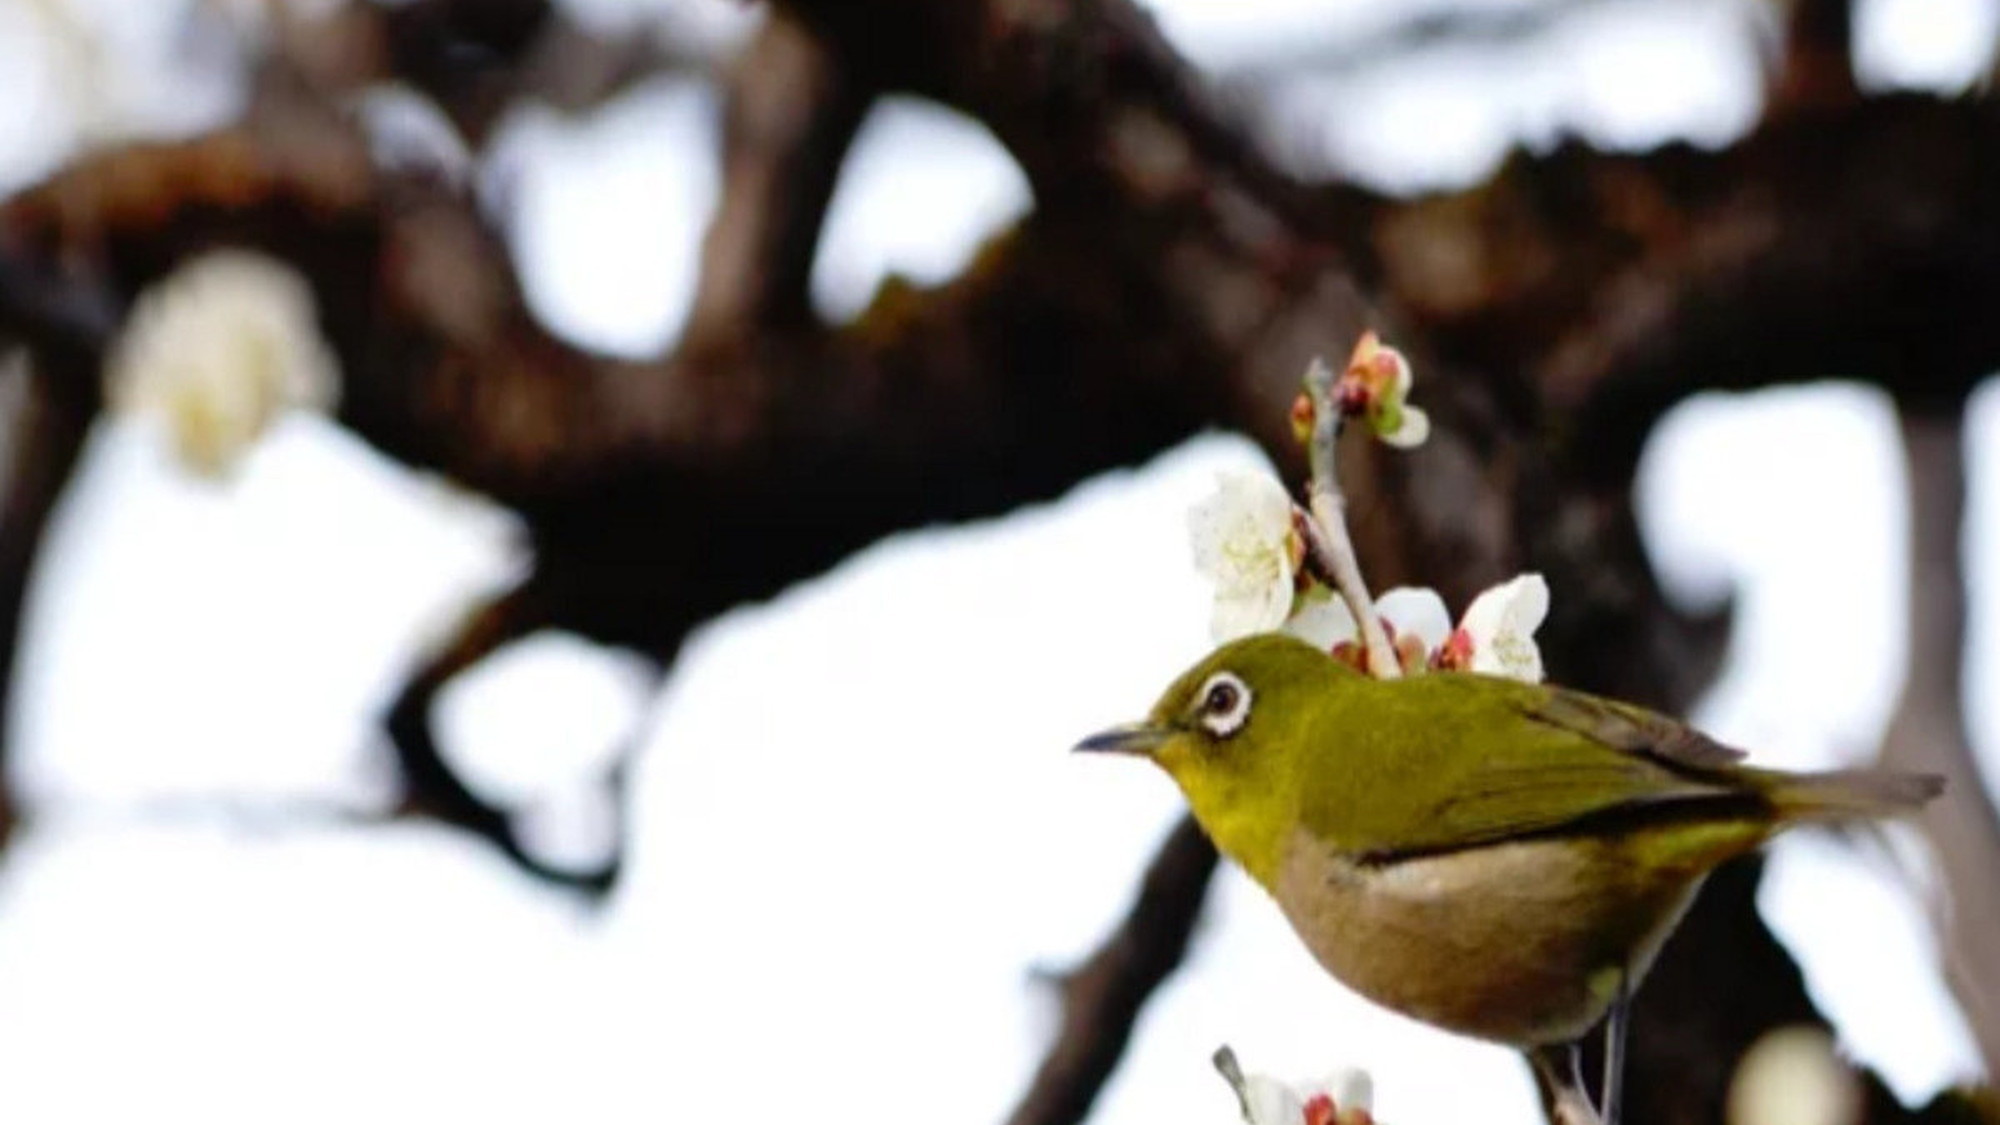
1195 671 1252 738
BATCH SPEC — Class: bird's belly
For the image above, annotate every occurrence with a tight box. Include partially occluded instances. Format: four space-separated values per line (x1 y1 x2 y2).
1273 827 1720 1046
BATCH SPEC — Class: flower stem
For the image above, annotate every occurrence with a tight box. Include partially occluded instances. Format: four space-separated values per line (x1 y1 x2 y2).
1300 357 1401 679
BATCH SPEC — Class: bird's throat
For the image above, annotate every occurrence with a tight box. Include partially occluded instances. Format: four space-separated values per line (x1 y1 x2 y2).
1178 781 1288 889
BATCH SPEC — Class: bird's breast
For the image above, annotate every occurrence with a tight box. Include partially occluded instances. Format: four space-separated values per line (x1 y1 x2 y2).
1271 825 1733 1046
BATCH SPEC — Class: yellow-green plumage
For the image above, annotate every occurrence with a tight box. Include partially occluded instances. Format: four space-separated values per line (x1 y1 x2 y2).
1081 633 1941 1047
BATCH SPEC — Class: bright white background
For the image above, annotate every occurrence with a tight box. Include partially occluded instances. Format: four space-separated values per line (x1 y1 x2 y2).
0 0 1993 1122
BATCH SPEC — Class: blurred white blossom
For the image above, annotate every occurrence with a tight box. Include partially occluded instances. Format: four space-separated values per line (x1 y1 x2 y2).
105 249 338 478
1726 1026 1860 1125
1190 470 1300 642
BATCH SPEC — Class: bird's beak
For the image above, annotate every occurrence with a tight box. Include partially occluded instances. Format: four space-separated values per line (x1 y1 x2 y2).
1073 722 1170 756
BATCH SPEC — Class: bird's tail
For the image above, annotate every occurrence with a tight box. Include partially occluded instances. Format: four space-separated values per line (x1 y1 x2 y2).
1763 768 1944 822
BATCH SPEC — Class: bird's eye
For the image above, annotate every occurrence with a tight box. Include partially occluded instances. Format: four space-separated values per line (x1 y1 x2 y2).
1195 671 1252 738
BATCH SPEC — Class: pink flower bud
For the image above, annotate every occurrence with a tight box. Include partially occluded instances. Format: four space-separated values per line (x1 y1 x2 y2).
1432 627 1475 672
1290 392 1317 445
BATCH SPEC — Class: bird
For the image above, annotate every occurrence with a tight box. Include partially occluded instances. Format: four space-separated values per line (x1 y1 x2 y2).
1076 632 1942 1124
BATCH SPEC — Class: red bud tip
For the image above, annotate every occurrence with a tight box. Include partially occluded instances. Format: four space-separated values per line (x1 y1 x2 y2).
1290 393 1317 445
1432 627 1475 671
1304 1094 1337 1125
1334 374 1371 416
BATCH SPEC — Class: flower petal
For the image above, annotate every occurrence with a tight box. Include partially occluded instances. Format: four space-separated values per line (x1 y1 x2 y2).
1326 1068 1374 1114
1457 573 1541 639
1458 573 1550 683
1501 572 1550 634
1377 405 1429 449
1380 344 1412 398
1285 588 1359 650
1191 471 1300 642
1374 587 1451 655
1241 1076 1306 1125
1189 472 1293 574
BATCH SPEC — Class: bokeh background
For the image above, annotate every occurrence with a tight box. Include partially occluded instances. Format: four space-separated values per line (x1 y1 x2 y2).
0 1 1994 1122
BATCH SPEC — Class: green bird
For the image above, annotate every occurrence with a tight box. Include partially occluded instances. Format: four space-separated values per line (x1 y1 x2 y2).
1077 633 1942 1122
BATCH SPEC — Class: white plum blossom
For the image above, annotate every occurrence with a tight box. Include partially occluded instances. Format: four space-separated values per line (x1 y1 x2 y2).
1216 1046 1376 1125
1285 585 1450 675
1447 572 1549 683
1373 586 1451 654
105 249 339 478
1282 576 1549 684
1190 470 1300 643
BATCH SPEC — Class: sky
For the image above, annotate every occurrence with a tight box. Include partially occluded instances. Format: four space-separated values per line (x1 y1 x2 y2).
0 1 1993 1122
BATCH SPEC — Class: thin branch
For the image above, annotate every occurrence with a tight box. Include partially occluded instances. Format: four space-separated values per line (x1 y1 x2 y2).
258 0 713 147
1219 0 1610 83
684 9 869 341
1766 0 1859 115
1005 816 1220 1125
1299 355 1401 678
1880 403 2000 1078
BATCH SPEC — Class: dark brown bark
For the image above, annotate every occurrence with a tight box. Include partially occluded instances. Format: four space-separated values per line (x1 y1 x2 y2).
1006 817 1219 1125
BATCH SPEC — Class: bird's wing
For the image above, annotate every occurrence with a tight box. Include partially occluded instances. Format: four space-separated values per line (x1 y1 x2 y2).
1519 688 1746 770
1301 673 1758 862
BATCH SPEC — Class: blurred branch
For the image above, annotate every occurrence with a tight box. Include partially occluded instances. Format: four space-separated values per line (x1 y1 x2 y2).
259 0 711 146
1765 0 1858 114
1353 95 2000 487
1006 816 1219 1125
0 346 99 852
1218 0 1610 83
685 10 869 339
1880 404 2000 1080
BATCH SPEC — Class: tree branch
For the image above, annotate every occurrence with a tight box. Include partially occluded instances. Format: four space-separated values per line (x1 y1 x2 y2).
1880 403 2000 1079
1005 816 1219 1125
1766 0 1858 114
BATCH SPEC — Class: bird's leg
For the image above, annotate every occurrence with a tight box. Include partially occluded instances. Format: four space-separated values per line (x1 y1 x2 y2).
1529 1042 1603 1125
1599 974 1631 1125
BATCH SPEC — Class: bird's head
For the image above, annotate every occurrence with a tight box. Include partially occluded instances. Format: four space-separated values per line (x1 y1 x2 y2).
1076 632 1353 885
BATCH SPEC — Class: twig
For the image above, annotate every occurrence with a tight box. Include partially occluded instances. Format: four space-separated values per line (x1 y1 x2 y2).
1299 356 1401 678
1220 0 1614 84
1880 402 2000 1077
1766 0 1858 115
1004 816 1220 1125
